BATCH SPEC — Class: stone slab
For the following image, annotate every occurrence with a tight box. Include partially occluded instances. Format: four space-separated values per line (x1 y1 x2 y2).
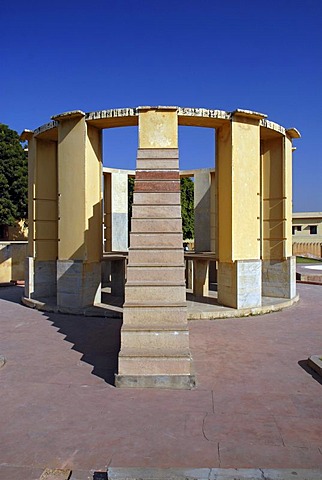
128 249 184 265
132 205 182 218
133 192 181 205
115 374 196 389
308 355 322 376
130 233 183 248
262 257 296 299
39 468 71 480
137 148 179 158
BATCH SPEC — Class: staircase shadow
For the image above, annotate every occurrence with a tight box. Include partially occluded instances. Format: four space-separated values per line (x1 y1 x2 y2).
45 311 122 386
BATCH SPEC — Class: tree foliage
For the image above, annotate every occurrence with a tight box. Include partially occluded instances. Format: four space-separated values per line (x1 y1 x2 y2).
180 177 194 239
0 124 28 226
128 175 194 240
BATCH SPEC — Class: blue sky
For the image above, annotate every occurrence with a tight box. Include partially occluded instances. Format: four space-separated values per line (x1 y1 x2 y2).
1 0 321 212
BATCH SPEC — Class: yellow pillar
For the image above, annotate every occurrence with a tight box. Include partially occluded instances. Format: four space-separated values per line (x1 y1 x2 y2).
216 110 264 309
54 111 103 309
261 128 300 298
21 131 58 298
116 107 194 389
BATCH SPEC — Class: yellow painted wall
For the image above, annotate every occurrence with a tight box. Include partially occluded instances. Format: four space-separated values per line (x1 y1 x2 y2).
104 173 112 252
216 122 232 262
284 136 293 257
0 242 27 283
34 139 58 261
210 171 216 253
58 115 87 260
231 117 260 260
261 136 284 260
85 125 103 263
216 117 260 262
139 109 178 148
58 116 102 262
27 137 36 257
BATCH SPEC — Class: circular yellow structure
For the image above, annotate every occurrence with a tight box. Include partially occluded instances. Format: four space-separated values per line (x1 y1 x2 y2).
22 106 300 388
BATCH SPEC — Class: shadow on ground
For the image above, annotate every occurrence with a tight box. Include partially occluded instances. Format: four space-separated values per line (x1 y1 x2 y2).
0 285 122 386
298 359 322 386
0 284 23 304
46 312 122 386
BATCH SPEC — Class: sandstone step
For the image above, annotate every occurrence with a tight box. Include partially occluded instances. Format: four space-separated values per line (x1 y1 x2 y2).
125 284 186 303
130 233 183 248
127 266 185 283
128 249 184 265
119 347 191 358
121 323 188 332
123 304 187 324
137 147 178 159
134 181 180 193
130 218 182 233
123 302 187 308
136 159 179 169
133 192 180 205
121 330 189 352
125 281 185 287
135 171 179 180
118 354 192 376
131 205 181 218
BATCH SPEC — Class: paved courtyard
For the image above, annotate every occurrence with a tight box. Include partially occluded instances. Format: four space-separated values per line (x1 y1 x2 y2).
1 283 322 479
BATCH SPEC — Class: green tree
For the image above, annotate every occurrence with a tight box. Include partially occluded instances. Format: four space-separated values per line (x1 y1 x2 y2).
180 177 194 239
0 124 28 227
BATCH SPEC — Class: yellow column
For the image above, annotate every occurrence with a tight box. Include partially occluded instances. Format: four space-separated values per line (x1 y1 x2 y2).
261 127 300 298
21 131 58 298
54 111 103 309
216 110 264 309
117 107 194 389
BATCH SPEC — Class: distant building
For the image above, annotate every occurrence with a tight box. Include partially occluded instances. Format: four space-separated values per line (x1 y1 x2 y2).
292 212 322 257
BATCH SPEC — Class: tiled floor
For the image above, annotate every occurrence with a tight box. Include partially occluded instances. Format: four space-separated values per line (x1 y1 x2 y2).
1 283 322 479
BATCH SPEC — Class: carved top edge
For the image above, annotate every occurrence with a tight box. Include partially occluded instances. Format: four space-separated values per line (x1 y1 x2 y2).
85 107 138 120
51 110 85 121
286 128 301 139
28 107 297 138
233 108 267 120
33 120 58 136
259 118 286 135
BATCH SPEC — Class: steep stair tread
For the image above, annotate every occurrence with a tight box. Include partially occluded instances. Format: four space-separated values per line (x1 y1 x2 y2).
128 264 185 268
126 281 186 287
122 324 189 332
119 347 191 358
123 302 187 308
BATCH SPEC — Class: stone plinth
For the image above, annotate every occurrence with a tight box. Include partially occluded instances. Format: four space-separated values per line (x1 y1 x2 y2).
262 256 296 299
116 147 195 389
218 259 262 309
57 260 101 310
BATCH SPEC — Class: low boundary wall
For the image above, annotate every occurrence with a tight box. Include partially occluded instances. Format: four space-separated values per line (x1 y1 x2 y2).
0 242 28 283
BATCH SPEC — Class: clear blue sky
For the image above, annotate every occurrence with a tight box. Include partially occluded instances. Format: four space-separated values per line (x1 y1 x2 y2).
1 0 321 212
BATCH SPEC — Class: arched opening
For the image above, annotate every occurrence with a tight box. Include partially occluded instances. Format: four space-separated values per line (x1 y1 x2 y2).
178 125 215 170
103 126 137 170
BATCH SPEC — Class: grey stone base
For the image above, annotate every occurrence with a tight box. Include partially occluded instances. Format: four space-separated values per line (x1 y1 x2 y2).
25 258 57 299
115 374 196 389
262 256 296 299
218 259 261 309
57 260 101 309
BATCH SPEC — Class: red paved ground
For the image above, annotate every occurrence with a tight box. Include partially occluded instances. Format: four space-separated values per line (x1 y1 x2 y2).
1 284 322 476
